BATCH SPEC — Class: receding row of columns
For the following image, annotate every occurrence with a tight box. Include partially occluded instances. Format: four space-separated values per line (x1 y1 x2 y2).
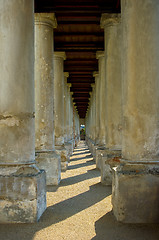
0 2 80 223
86 0 159 223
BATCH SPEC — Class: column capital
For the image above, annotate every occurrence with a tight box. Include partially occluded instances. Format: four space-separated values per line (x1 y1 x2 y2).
89 92 92 97
100 13 121 28
64 72 69 78
91 83 95 89
54 51 66 60
35 13 57 28
96 51 105 59
67 83 72 88
93 71 99 78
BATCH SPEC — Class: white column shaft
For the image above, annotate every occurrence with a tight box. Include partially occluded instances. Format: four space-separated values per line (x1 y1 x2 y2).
35 13 57 151
121 0 159 161
0 0 35 165
54 52 66 146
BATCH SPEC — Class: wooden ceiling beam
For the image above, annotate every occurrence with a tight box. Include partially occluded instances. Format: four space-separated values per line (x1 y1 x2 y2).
65 60 98 65
71 83 91 87
73 99 89 102
70 87 92 92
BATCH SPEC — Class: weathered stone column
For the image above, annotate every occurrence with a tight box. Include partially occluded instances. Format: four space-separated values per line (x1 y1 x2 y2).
74 108 80 145
93 72 99 145
91 84 96 144
87 72 98 154
112 0 159 223
64 73 73 157
86 97 91 149
67 84 74 154
100 13 122 184
0 0 46 223
87 89 96 156
85 108 90 145
70 94 75 148
95 52 107 169
96 51 106 146
54 52 69 171
64 72 69 143
35 13 61 186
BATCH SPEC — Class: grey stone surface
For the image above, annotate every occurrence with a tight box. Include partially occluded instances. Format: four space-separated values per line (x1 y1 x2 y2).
112 163 159 223
36 151 61 185
96 147 106 170
0 167 46 223
101 149 121 185
55 146 69 172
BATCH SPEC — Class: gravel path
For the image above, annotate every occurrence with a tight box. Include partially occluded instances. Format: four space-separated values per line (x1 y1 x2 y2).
0 141 159 240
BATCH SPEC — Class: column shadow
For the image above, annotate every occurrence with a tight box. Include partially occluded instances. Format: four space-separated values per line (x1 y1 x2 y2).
92 211 159 240
68 161 95 170
0 184 111 240
70 155 92 162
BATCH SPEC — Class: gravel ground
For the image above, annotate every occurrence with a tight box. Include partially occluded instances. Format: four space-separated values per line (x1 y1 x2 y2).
0 141 159 240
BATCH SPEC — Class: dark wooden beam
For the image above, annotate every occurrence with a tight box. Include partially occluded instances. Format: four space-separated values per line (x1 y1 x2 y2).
70 87 92 92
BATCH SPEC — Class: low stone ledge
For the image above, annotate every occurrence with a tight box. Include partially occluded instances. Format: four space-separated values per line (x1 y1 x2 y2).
112 162 159 223
36 151 61 185
101 149 121 185
0 169 46 223
55 146 69 172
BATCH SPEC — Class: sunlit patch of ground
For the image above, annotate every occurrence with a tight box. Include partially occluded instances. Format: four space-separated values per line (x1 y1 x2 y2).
0 141 159 240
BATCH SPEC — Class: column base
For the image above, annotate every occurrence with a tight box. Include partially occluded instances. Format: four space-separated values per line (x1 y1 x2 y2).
55 146 69 172
36 151 61 186
64 141 74 161
101 149 121 185
91 143 98 160
112 162 159 223
96 146 107 170
0 164 46 223
87 139 96 159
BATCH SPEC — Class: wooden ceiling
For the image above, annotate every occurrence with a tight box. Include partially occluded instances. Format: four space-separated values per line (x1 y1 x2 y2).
35 0 120 118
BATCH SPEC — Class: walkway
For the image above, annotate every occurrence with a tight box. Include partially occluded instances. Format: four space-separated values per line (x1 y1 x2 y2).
0 141 159 240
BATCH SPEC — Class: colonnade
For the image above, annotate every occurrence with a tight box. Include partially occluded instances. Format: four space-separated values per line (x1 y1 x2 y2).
86 0 159 223
0 0 159 225
0 1 79 223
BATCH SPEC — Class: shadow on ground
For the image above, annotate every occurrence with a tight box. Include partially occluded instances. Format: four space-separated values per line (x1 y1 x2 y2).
0 142 109 240
0 183 111 240
70 154 92 162
92 211 159 240
72 150 90 156
68 160 94 170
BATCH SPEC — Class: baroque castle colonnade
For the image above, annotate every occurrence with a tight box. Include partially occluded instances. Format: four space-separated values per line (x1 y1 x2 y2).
86 0 159 223
0 1 79 223
0 0 159 224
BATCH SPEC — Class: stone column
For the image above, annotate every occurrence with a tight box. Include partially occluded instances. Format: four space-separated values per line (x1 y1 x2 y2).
100 13 122 184
70 94 75 148
91 84 96 144
67 84 72 141
63 74 73 157
95 52 108 169
96 51 106 146
54 52 69 171
91 83 97 158
87 72 98 154
85 108 90 146
67 84 74 154
64 72 69 143
0 0 46 223
87 91 96 156
112 0 159 223
86 96 91 149
93 72 99 145
35 13 61 186
74 108 80 145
